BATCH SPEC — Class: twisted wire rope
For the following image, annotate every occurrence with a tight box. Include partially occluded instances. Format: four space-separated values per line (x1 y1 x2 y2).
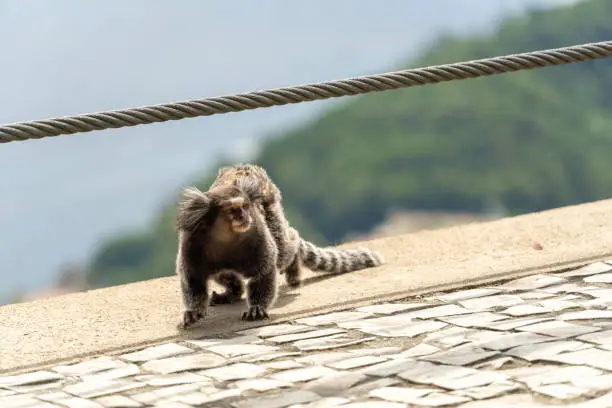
1 40 612 144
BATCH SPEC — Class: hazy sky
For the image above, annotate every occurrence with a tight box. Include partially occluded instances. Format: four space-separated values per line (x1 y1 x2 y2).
0 0 579 300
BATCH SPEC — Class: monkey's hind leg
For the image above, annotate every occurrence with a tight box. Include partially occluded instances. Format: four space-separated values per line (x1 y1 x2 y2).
211 270 244 305
283 255 303 289
242 270 278 321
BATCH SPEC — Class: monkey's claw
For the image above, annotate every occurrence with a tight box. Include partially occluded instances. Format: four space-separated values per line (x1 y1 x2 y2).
179 309 205 329
242 306 270 321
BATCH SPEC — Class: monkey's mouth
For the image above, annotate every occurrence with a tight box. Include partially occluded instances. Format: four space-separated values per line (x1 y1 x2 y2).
232 221 250 232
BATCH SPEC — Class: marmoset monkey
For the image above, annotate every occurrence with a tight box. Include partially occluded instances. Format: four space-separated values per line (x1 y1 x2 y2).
175 164 385 329
175 180 279 328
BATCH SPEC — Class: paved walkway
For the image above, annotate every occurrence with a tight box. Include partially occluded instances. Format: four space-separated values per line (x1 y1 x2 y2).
5 261 612 407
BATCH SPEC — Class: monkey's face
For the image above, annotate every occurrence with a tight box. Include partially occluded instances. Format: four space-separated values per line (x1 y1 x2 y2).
221 197 252 233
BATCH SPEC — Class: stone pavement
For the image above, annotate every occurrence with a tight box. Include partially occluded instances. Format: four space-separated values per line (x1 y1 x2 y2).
7 261 612 407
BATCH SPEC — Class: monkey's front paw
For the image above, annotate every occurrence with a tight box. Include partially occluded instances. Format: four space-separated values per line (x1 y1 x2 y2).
179 309 205 329
242 306 270 321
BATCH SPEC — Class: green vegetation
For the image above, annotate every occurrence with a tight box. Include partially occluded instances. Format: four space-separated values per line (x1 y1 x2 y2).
86 0 612 288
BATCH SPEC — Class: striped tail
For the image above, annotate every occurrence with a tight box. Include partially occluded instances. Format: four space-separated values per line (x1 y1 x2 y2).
298 239 384 274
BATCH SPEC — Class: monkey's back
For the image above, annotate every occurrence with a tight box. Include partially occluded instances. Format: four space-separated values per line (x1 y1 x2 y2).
211 163 280 201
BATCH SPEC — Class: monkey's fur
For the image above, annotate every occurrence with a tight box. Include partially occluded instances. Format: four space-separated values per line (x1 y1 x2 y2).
175 163 384 328
175 181 279 327
210 164 384 288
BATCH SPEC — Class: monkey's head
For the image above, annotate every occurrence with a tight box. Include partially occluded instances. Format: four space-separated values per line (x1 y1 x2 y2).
208 185 257 235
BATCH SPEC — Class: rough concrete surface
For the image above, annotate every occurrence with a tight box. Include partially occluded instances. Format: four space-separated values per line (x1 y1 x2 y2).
3 199 612 374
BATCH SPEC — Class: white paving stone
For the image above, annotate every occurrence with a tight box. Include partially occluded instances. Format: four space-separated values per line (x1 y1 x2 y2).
0 370 64 387
560 262 612 277
54 357 129 377
458 294 524 311
293 334 375 351
237 324 316 338
497 274 567 291
141 352 226 374
517 320 601 338
544 348 612 371
63 379 146 399
357 320 447 338
120 343 194 362
439 311 508 328
95 395 142 407
356 302 432 315
205 343 280 358
436 288 502 303
270 365 338 383
506 339 591 362
199 363 266 381
296 311 373 326
327 355 387 370
266 328 346 344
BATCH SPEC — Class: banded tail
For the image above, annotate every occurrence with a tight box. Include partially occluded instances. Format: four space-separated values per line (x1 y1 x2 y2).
298 239 384 274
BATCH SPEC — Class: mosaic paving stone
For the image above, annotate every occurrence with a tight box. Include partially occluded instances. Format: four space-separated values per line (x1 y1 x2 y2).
559 261 612 277
187 335 262 348
358 359 417 377
120 343 193 363
560 309 612 321
439 311 508 328
531 383 589 400
578 329 612 345
199 363 267 381
506 339 591 362
544 348 612 371
517 320 601 338
355 302 433 315
458 294 524 311
204 343 280 358
453 381 521 400
327 355 387 370
266 328 346 344
296 311 373 326
95 395 142 407
140 352 226 374
356 320 447 338
436 288 502 303
80 364 140 382
399 304 471 319
397 361 508 390
485 316 553 331
398 343 440 358
63 379 146 399
502 304 552 317
418 344 499 366
585 272 612 283
474 331 554 351
304 372 367 397
237 324 315 338
54 357 129 376
0 371 64 387
293 334 375 351
497 274 567 291
232 390 320 408
270 366 338 383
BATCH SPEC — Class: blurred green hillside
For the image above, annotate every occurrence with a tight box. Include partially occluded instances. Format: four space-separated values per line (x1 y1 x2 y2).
87 0 612 288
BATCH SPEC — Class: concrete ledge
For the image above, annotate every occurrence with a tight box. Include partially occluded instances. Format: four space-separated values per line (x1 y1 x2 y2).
3 199 612 374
